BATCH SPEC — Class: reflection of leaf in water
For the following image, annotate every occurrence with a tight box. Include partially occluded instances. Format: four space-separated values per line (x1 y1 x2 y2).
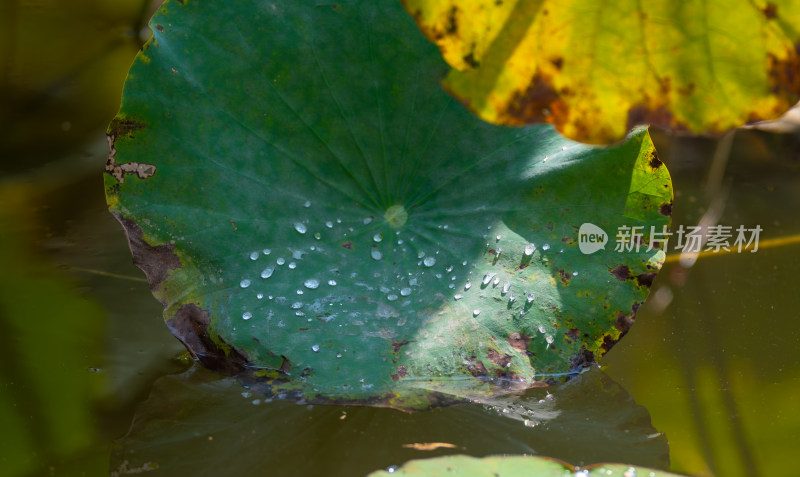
111 365 667 476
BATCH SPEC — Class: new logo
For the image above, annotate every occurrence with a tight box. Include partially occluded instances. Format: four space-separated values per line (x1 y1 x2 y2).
578 223 608 254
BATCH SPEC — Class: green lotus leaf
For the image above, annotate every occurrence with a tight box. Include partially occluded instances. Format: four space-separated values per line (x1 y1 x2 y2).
105 0 672 409
368 455 685 477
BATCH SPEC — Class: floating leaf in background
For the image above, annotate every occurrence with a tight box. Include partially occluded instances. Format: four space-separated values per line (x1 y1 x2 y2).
105 0 671 408
400 0 800 144
111 364 668 477
368 455 684 477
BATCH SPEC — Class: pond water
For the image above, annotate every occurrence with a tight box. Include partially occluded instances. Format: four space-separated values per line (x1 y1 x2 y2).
2 2 800 476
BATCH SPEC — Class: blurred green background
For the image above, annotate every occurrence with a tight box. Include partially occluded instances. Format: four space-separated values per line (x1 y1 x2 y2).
2 1 800 476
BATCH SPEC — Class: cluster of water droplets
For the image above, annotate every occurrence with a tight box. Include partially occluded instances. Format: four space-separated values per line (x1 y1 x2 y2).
227 200 572 378
228 201 492 372
573 467 648 477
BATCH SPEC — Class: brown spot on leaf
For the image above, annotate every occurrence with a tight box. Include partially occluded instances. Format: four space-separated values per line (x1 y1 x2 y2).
596 302 643 358
463 51 479 68
391 365 408 381
626 104 689 133
637 271 657 288
762 2 778 19
566 328 580 341
648 150 663 169
279 355 291 375
599 334 617 354
392 339 411 352
108 116 145 138
341 241 353 250
445 6 458 34
505 74 566 126
569 347 595 371
659 202 673 216
166 303 250 376
506 332 530 354
487 348 511 369
155 24 164 32
466 360 487 377
615 313 635 335
112 212 181 299
610 265 631 281
767 43 800 98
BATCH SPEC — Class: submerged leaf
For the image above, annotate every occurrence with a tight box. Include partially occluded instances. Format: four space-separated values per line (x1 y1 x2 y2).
105 0 671 408
400 0 800 144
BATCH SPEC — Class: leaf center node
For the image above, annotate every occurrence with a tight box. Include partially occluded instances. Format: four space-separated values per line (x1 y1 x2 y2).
384 205 408 229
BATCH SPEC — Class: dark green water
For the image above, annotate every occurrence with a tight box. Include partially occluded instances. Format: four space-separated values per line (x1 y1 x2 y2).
2 2 800 476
